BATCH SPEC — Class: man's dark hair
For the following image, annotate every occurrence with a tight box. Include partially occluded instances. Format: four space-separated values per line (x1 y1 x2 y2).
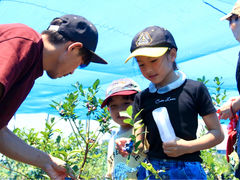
42 18 70 44
106 94 136 107
42 18 91 67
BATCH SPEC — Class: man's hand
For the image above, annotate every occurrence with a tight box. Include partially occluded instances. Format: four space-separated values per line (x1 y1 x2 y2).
44 155 76 180
0 127 76 180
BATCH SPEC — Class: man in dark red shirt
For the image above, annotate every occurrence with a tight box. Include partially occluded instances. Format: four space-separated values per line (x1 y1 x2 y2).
0 14 107 179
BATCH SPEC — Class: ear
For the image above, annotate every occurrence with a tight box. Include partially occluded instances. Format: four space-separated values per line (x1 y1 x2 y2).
67 42 83 53
168 48 177 62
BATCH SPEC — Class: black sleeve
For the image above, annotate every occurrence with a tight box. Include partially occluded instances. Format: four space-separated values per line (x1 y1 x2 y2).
196 82 216 116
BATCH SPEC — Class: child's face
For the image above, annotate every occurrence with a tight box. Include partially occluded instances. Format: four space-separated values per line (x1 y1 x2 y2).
136 51 176 87
108 95 133 128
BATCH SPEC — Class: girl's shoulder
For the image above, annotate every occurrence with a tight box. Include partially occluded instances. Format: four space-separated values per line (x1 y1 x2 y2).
184 79 210 96
185 79 205 88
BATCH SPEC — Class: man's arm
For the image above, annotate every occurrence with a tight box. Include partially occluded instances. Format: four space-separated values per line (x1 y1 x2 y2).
0 126 75 179
0 83 75 179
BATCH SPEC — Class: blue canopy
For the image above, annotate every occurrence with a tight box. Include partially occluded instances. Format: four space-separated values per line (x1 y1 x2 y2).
0 0 239 115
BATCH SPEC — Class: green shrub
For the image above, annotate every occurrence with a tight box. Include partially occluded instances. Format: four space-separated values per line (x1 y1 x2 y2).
0 77 238 179
0 79 111 179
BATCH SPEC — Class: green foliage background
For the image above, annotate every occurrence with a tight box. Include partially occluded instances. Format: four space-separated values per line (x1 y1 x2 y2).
0 77 239 179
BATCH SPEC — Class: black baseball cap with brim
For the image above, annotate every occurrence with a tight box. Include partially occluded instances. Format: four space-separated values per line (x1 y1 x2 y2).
125 26 177 63
48 14 107 64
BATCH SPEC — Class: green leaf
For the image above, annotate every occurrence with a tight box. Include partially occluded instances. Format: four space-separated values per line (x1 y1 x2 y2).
126 105 133 117
72 164 79 172
134 109 143 120
93 79 100 90
88 87 93 94
50 104 56 109
129 135 136 142
134 140 141 149
56 135 61 143
45 122 51 130
12 128 20 134
50 117 55 123
123 118 134 126
79 84 85 96
68 150 82 157
133 119 144 130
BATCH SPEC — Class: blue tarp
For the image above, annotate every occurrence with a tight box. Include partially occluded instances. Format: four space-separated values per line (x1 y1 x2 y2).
0 0 239 114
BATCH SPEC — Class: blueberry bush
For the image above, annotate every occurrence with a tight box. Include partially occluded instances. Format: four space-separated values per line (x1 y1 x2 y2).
0 79 112 179
0 77 239 179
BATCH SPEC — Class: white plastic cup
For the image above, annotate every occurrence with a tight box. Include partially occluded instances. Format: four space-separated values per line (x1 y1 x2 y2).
152 107 176 142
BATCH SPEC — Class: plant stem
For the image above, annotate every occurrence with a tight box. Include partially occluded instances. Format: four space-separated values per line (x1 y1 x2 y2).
68 119 85 148
0 163 33 180
79 141 89 179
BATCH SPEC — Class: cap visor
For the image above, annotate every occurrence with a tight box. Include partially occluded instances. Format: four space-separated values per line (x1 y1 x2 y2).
101 90 138 108
125 47 168 63
90 50 108 64
220 13 232 21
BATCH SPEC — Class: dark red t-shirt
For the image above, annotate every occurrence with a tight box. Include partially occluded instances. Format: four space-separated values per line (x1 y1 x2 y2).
0 23 44 129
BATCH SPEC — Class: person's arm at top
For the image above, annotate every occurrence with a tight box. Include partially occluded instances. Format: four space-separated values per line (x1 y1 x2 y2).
218 96 240 120
163 112 224 157
0 83 75 179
